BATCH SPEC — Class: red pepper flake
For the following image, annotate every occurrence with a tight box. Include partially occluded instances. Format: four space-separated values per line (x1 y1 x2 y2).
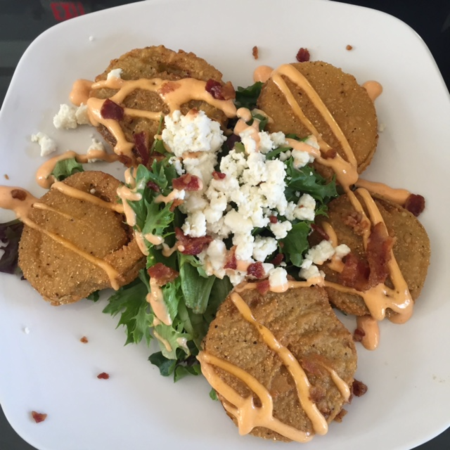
247 262 266 279
31 411 47 423
269 215 278 224
212 171 226 180
134 131 149 166
97 372 110 380
172 174 202 191
256 279 271 295
100 99 124 120
205 79 236 100
252 46 259 60
404 194 425 217
11 189 27 201
296 47 310 62
270 253 284 266
147 181 160 192
147 263 179 286
80 336 88 344
346 45 353 51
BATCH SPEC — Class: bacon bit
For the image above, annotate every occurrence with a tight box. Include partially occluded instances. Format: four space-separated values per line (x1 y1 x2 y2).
169 199 184 212
4 174 9 180
159 81 181 95
175 227 212 255
212 171 226 180
311 224 330 241
80 336 88 344
345 212 369 236
118 155 133 167
404 194 425 217
225 133 241 150
247 262 266 279
339 252 370 291
134 131 149 166
97 372 110 380
322 149 337 159
334 409 348 423
252 46 259 60
296 47 310 62
11 189 27 201
346 45 353 51
256 279 271 295
148 263 179 286
353 328 365 343
205 79 236 100
172 174 202 191
31 411 47 423
147 181 160 192
270 253 284 266
352 379 368 397
100 99 124 120
269 215 278 224
224 246 237 270
366 222 394 287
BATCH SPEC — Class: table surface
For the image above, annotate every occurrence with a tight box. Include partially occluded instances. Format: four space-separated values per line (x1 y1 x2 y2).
0 0 449 449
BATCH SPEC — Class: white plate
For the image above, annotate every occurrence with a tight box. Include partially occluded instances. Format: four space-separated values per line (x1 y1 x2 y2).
1 0 450 449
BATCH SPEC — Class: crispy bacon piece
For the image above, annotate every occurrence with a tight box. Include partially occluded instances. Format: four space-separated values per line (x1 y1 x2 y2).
11 189 27 201
80 336 88 344
172 174 202 191
212 171 226 180
346 45 353 51
296 47 310 62
247 262 266 279
147 263 179 286
175 227 212 255
252 46 259 60
256 279 270 295
353 328 365 343
311 224 329 241
322 149 337 159
269 215 278 224
270 253 284 266
340 252 370 291
366 222 394 287
205 79 236 100
345 212 369 236
134 131 149 166
97 372 110 380
147 181 160 192
404 194 425 217
352 379 368 397
31 411 47 423
100 99 124 120
224 246 237 270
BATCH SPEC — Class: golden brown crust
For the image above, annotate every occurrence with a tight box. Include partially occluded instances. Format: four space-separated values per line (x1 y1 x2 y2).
257 61 378 180
90 45 229 157
313 194 431 316
204 287 357 441
18 171 145 305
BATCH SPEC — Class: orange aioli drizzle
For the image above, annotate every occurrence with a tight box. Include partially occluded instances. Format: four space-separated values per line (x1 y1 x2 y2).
116 185 141 227
32 202 76 221
198 351 313 443
83 76 237 158
134 231 149 256
253 65 274 83
321 222 345 273
0 186 121 289
362 81 383 102
162 242 178 257
153 330 172 352
70 79 93 106
356 316 380 350
154 189 183 204
356 179 411 206
146 278 172 326
36 150 119 189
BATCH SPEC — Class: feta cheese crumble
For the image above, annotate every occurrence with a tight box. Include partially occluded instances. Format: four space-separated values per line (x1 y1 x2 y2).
53 103 91 129
87 138 105 162
107 68 123 80
31 132 57 157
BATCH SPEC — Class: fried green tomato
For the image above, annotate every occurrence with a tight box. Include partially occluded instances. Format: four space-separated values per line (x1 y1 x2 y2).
257 61 378 180
19 171 144 305
203 286 357 442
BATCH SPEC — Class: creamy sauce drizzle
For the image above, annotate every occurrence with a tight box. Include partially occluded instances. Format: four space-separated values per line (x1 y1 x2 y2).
153 330 172 352
356 316 380 350
253 65 274 83
362 81 383 102
70 79 93 106
146 278 172 326
321 222 345 273
356 179 411 206
154 189 182 204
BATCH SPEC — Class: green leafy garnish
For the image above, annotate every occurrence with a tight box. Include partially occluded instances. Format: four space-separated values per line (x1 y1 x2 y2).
235 82 263 109
51 158 84 181
281 222 310 267
86 291 100 302
209 389 218 401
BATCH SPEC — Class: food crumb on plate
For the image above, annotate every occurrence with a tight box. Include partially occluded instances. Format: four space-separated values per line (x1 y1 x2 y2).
31 411 47 423
31 132 57 157
252 46 259 60
296 47 310 62
80 336 88 343
378 122 386 132
97 372 110 379
89 35 94 42
4 174 9 180
346 44 353 50
23 327 30 334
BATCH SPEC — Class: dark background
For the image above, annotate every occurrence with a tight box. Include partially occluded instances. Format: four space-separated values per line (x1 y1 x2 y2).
0 0 449 449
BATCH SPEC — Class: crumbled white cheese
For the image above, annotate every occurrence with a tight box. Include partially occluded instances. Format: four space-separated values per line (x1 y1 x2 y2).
75 104 90 125
182 211 207 237
53 103 91 129
162 110 226 158
305 240 335 265
168 156 184 175
205 239 227 275
252 237 277 262
294 194 316 221
270 132 287 147
269 267 288 288
335 244 351 260
107 68 123 80
292 149 313 169
87 138 105 163
31 132 57 157
23 327 30 334
269 220 292 239
299 264 323 280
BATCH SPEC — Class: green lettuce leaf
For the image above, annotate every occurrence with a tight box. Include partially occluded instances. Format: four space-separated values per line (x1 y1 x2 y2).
235 82 263 109
52 158 84 181
86 291 100 302
281 221 310 267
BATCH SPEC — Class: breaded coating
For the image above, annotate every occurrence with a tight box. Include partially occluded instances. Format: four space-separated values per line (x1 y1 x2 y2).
313 194 430 316
19 171 145 305
90 45 229 159
257 61 378 180
204 287 357 442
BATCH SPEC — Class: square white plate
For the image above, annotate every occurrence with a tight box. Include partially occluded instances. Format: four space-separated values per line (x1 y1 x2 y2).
1 1 450 449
